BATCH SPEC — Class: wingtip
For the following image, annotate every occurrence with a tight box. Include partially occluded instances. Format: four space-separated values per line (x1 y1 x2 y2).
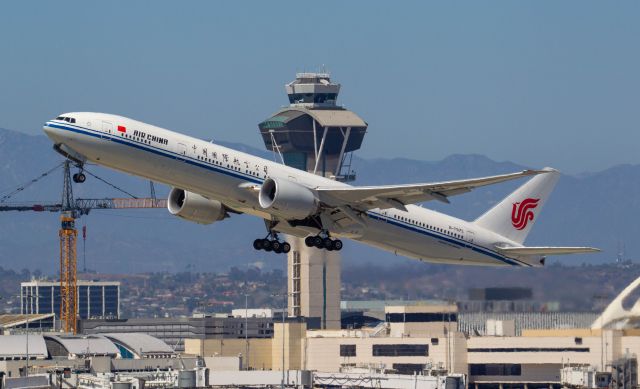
524 167 560 175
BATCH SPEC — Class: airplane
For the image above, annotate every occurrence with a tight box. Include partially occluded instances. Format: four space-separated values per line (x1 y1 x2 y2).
43 113 599 267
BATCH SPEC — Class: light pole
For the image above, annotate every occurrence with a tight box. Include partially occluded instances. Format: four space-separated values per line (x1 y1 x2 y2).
593 294 609 371
244 292 249 370
8 294 36 377
272 292 293 389
197 301 212 359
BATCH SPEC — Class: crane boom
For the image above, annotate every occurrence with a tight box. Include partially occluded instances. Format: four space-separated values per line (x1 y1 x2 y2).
0 160 166 333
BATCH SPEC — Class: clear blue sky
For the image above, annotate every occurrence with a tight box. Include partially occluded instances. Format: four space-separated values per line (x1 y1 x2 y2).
1 1 638 173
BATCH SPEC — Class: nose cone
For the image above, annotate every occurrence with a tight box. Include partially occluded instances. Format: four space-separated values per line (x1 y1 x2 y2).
43 116 64 143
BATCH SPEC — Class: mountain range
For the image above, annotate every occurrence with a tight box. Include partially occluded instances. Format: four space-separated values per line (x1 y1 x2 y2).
0 127 634 274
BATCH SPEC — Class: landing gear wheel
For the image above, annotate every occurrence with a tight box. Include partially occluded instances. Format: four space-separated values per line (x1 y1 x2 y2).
73 172 86 183
333 239 343 251
271 241 282 252
262 239 273 252
305 236 315 247
313 236 324 249
323 237 334 251
282 242 291 254
273 245 283 254
253 239 263 250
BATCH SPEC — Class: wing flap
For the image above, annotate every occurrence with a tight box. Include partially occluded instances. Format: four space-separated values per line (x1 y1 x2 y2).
496 246 601 256
316 169 546 210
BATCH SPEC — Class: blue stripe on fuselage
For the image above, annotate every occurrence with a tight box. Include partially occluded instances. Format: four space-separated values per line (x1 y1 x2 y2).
365 211 529 267
45 121 262 184
46 121 529 267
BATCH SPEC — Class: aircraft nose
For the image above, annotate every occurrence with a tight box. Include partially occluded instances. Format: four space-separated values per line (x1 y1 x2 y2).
43 118 63 142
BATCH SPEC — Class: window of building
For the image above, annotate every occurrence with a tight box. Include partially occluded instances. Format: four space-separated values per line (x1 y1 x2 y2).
340 344 356 357
392 364 425 375
431 338 439 345
575 337 583 345
372 344 428 357
386 312 457 323
469 364 521 376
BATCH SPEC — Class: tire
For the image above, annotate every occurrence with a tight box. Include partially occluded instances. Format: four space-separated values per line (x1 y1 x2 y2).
333 239 343 251
77 173 86 183
323 237 333 250
313 236 323 249
282 242 291 254
304 236 315 247
72 173 79 183
271 241 281 251
262 239 273 252
253 239 263 250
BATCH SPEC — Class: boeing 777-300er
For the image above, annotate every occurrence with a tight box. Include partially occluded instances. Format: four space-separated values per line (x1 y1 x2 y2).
43 113 599 267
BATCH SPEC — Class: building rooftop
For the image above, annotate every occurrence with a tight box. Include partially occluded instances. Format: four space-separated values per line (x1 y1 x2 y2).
45 335 119 357
102 333 175 357
0 314 54 329
0 335 48 359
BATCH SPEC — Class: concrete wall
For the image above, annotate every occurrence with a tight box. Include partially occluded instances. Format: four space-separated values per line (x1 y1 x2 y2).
467 336 608 368
184 338 273 370
272 322 306 371
303 333 468 375
288 241 341 330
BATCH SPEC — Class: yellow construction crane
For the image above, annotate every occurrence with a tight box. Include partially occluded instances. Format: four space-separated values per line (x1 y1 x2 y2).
1 160 167 333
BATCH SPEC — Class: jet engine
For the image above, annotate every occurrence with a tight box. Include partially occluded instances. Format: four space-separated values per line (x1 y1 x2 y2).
258 177 319 220
167 188 227 224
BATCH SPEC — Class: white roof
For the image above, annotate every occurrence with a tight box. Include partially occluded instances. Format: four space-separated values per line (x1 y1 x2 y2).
0 335 48 358
102 333 174 355
304 109 366 127
45 335 119 356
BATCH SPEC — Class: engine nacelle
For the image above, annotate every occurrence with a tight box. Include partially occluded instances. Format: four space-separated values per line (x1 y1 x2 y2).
258 177 319 220
167 188 227 225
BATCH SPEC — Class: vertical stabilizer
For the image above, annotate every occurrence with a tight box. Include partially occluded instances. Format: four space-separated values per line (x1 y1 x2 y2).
474 168 560 244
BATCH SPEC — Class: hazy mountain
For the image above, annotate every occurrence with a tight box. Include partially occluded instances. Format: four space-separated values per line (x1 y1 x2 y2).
0 128 633 274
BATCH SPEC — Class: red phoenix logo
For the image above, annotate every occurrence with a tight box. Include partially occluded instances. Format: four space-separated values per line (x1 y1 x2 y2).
511 198 540 230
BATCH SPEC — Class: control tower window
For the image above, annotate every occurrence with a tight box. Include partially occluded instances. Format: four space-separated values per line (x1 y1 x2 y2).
288 93 337 104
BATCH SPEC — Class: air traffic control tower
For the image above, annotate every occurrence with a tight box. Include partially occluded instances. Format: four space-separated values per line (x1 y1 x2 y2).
258 72 367 329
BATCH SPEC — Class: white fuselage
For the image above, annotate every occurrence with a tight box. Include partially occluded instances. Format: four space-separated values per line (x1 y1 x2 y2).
43 113 535 267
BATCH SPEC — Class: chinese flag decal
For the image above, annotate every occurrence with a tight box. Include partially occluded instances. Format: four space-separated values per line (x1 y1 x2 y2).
117 125 126 133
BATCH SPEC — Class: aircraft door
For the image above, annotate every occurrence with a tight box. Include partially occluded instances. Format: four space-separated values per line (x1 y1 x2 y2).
177 143 187 157
101 121 113 139
465 229 475 243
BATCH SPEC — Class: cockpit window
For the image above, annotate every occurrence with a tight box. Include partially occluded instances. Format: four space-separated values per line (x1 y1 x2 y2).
57 116 76 123
56 116 65 120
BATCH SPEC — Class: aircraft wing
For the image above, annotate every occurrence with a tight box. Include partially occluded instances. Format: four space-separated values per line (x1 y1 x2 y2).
495 246 601 256
315 169 546 211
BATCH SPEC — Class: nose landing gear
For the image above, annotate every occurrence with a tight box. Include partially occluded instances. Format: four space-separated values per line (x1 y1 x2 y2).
72 163 86 183
72 172 86 183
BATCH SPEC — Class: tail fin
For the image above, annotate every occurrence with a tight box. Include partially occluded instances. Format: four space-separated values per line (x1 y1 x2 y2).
474 167 560 244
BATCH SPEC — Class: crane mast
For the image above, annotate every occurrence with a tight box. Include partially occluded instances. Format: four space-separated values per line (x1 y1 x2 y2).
60 161 78 333
0 160 167 334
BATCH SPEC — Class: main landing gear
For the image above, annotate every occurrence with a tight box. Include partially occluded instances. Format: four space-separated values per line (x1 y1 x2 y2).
304 233 343 252
253 233 291 254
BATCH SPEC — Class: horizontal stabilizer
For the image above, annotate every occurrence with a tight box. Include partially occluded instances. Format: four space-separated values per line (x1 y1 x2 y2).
495 246 601 256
